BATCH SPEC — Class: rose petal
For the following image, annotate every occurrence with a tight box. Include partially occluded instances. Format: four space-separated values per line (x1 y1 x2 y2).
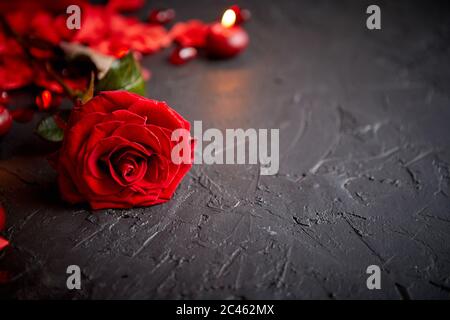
0 237 9 251
128 99 190 131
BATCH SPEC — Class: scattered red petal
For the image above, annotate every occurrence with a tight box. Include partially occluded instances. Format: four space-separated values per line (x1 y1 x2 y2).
170 20 209 48
108 0 144 12
0 238 7 250
0 106 13 136
53 14 77 42
0 239 8 253
0 0 86 14
33 65 89 95
5 9 76 47
0 203 8 252
29 47 55 59
141 67 152 81
0 203 5 231
0 29 33 91
148 8 176 25
73 5 171 56
0 32 23 56
4 10 30 36
30 11 62 45
11 108 35 123
33 67 64 94
0 56 33 91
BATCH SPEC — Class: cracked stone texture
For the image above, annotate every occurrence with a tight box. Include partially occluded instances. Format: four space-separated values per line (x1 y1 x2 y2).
1 0 450 299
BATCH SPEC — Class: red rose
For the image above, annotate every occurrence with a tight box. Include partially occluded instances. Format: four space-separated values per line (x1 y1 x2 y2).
55 91 194 210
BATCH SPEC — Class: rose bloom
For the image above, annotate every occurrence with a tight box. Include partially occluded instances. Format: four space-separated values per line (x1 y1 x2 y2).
55 91 194 210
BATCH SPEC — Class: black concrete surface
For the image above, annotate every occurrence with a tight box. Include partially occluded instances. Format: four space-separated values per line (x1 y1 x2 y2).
0 0 449 299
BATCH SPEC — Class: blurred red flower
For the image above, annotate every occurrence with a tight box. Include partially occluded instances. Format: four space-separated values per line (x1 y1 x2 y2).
0 1 177 93
0 55 33 91
0 0 86 14
73 5 171 57
33 64 89 94
0 27 33 91
4 10 75 46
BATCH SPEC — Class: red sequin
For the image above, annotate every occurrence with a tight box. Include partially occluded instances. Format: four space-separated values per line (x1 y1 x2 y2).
169 46 198 65
148 8 176 25
36 90 53 111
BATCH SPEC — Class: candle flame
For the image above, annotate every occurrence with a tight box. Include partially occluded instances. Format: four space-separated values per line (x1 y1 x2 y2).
221 9 236 28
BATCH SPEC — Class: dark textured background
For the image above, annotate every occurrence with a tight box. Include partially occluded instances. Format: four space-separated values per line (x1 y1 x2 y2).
1 0 450 299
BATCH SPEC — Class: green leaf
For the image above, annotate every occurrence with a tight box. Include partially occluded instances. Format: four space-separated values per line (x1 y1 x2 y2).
96 52 145 95
35 116 64 142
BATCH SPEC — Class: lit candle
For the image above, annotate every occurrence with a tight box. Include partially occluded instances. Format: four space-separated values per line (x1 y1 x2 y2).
206 8 249 58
